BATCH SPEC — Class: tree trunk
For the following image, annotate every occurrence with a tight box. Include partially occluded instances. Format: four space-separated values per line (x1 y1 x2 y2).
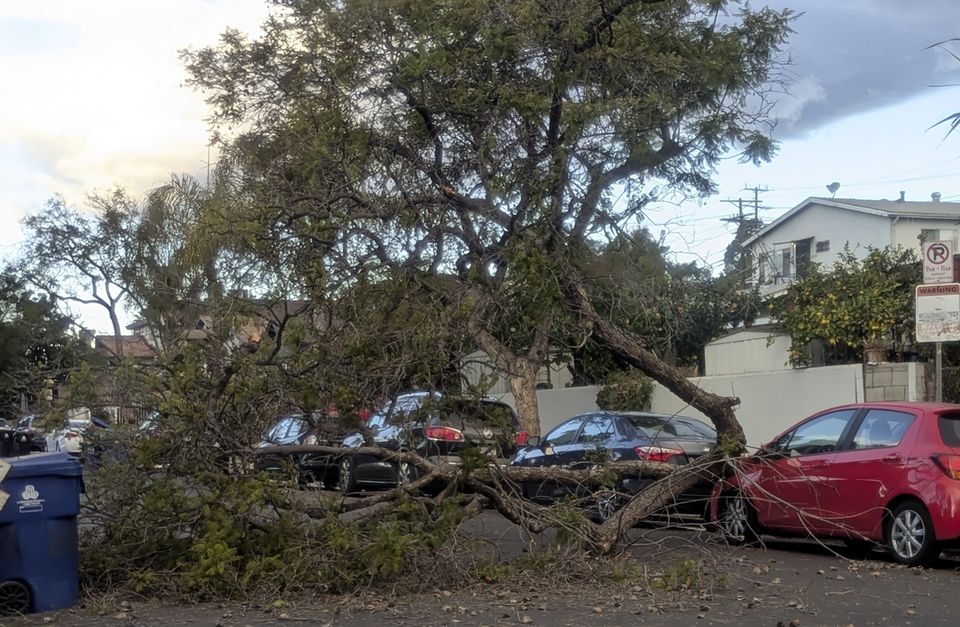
563 272 744 448
509 359 541 436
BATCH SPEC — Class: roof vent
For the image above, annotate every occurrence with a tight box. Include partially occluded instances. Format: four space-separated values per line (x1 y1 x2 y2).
898 191 905 203
932 192 942 202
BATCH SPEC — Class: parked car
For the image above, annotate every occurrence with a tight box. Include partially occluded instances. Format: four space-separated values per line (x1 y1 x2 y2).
710 401 960 566
48 418 92 456
15 415 47 452
257 408 372 487
47 416 114 462
337 392 523 494
511 411 717 521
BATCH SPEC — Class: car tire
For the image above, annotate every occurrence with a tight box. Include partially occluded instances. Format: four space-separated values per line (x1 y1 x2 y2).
338 456 357 494
885 501 938 566
594 489 621 523
718 492 760 545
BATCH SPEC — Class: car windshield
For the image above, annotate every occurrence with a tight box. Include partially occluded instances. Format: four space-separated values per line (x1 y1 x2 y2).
67 419 90 429
625 414 714 439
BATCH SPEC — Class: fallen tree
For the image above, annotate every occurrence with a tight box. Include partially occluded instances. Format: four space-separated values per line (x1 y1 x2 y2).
253 442 720 553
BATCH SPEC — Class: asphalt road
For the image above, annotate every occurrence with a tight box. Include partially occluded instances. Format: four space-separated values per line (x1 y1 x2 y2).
14 511 960 626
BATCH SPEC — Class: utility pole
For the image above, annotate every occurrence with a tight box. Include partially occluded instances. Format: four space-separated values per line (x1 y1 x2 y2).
721 186 767 283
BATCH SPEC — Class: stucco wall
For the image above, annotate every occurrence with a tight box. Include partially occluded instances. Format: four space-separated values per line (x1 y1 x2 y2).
891 217 960 254
704 330 792 375
492 363 867 447
749 204 891 291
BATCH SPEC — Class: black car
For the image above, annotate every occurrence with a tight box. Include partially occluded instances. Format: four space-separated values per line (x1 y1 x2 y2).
337 392 522 493
510 411 717 521
257 410 369 487
15 415 47 452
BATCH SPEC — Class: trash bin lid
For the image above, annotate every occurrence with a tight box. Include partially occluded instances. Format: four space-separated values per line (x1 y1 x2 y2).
3 452 82 479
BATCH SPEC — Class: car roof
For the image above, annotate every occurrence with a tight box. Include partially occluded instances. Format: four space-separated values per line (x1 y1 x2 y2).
816 401 960 415
395 391 511 406
579 410 708 424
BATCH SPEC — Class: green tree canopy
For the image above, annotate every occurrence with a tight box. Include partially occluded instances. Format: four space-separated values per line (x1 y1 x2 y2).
184 0 793 434
770 247 921 365
0 272 87 418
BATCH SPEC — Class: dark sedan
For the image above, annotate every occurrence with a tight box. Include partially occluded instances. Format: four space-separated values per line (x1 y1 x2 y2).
338 392 523 493
510 411 717 521
258 410 367 487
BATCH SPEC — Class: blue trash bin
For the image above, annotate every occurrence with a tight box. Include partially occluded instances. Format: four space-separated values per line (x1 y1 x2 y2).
0 452 83 615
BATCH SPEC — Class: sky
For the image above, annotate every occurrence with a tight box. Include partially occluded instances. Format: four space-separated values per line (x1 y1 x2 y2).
2 1 960 331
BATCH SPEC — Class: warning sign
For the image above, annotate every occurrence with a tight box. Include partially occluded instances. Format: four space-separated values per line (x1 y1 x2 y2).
923 241 954 284
916 283 960 342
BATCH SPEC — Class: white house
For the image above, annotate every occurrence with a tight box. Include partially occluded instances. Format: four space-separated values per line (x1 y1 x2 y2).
744 194 960 298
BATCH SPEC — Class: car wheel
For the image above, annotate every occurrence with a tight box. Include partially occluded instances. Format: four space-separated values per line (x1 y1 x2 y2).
719 492 760 545
0 580 31 615
886 501 938 566
338 456 357 494
595 489 621 522
397 459 418 487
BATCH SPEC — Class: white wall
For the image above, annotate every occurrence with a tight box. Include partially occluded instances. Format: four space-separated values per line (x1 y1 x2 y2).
650 364 864 446
891 217 960 254
493 363 864 448
704 329 792 375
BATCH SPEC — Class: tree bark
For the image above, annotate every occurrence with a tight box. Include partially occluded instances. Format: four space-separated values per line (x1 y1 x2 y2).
563 273 745 448
508 359 542 436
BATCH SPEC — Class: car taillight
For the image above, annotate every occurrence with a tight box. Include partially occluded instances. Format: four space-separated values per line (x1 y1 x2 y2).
357 408 372 421
515 431 529 446
425 426 464 442
65 430 80 438
635 446 684 463
933 454 960 479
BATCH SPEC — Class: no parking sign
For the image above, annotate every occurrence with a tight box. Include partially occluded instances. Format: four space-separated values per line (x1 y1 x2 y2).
923 240 954 284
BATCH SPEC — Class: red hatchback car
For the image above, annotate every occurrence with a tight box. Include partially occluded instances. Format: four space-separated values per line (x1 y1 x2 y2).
709 402 960 566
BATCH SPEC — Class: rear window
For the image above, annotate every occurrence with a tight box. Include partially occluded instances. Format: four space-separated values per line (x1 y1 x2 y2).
439 401 519 428
401 398 519 428
625 415 713 439
939 413 960 446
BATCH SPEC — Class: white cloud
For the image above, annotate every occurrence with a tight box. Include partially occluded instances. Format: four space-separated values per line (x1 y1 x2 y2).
0 0 272 244
771 76 828 127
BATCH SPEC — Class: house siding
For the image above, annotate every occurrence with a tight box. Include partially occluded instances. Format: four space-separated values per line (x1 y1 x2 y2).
891 217 960 254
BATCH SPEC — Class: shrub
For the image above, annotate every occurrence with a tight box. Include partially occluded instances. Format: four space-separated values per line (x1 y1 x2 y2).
596 369 654 411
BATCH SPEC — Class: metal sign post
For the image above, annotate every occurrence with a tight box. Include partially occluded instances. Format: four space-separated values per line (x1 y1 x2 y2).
937 341 944 402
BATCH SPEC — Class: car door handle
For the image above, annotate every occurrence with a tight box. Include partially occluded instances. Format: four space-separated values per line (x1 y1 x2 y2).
882 453 902 464
808 460 829 468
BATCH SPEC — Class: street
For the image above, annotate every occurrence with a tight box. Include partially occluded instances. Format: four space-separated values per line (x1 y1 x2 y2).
14 510 960 626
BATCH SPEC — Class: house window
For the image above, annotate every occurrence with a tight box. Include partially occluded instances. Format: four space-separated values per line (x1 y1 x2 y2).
816 240 830 253
920 229 958 250
772 242 794 280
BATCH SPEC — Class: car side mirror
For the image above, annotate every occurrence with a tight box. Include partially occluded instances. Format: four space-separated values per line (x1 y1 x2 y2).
757 445 788 460
526 435 541 448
